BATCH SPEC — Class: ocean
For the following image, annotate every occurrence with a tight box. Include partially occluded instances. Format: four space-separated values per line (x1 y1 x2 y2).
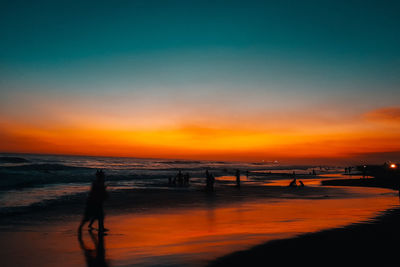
0 153 329 212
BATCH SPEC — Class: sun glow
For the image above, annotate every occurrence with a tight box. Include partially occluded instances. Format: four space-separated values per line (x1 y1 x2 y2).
1 116 400 163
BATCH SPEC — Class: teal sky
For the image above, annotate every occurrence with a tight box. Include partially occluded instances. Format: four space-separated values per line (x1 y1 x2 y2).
1 0 399 94
1 0 400 104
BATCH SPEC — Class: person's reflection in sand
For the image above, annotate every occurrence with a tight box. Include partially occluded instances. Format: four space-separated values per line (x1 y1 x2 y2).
78 230 110 267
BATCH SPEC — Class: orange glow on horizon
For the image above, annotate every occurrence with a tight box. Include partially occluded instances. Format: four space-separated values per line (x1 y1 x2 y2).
1 116 400 164
1 100 400 163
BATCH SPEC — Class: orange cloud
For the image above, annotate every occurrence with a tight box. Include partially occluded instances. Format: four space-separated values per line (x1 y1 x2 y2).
364 107 400 124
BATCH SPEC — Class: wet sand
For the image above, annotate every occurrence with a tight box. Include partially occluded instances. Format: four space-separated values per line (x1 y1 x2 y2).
209 178 400 266
0 178 398 267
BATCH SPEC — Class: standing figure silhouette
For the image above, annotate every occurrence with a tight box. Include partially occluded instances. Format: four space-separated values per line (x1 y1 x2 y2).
79 170 108 233
235 169 241 188
205 170 215 191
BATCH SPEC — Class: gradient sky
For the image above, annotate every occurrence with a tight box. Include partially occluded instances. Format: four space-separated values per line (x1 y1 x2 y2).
1 0 400 164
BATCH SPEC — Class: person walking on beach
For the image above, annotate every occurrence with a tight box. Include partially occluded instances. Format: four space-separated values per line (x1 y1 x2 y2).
79 170 108 233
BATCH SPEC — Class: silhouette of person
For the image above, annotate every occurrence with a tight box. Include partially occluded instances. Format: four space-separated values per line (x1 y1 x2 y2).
205 170 215 191
79 170 108 233
299 180 304 187
235 169 241 188
78 228 109 267
184 173 190 185
177 170 183 186
289 177 297 187
209 173 215 190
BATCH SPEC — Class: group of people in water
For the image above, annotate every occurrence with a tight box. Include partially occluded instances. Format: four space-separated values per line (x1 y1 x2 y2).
170 169 243 191
289 177 305 187
344 167 353 174
168 170 190 186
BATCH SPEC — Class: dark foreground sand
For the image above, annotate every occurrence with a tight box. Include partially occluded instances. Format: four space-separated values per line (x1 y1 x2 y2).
209 178 400 266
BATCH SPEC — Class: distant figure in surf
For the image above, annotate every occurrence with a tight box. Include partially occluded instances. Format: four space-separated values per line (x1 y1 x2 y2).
209 173 215 190
184 173 190 185
205 170 215 191
362 166 367 179
289 177 297 187
79 170 108 233
236 169 241 188
177 170 183 186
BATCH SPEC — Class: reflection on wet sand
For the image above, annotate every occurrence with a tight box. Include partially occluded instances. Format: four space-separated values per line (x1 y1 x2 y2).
102 187 397 266
78 230 109 267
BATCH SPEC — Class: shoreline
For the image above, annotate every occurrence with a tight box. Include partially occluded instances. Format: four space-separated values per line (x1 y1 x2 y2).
0 183 348 225
322 177 400 191
209 178 400 266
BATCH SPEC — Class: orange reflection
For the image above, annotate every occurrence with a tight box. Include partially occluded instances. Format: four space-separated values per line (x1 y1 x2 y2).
101 187 397 265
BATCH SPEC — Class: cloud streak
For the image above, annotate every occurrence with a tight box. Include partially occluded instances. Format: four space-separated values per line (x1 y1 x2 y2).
364 107 400 124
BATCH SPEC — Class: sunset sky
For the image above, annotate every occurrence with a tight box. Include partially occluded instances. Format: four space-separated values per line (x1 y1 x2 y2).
1 0 400 164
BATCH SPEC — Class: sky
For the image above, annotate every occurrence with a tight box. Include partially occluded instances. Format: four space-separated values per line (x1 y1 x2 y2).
1 0 400 164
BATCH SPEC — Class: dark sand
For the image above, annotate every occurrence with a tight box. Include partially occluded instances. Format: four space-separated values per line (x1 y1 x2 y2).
209 178 400 266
